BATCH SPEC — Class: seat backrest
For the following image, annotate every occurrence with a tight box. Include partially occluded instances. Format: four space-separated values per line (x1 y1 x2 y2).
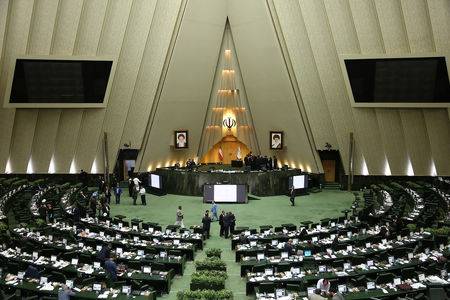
428 287 446 300
259 282 276 294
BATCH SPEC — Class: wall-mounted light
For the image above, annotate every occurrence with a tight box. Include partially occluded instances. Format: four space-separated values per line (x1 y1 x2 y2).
90 159 98 174
48 155 56 174
5 158 11 174
384 157 391 176
26 157 34 174
406 157 414 176
361 156 369 176
430 160 437 176
69 159 77 174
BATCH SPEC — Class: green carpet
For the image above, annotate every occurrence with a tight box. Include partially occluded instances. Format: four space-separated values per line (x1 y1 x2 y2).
110 190 354 300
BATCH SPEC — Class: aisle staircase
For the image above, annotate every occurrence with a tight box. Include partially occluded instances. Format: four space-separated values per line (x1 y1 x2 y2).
323 182 341 190
162 222 249 299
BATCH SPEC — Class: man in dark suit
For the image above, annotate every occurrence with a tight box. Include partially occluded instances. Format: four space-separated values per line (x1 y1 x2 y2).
223 212 231 238
105 254 118 282
219 211 225 237
230 212 236 233
289 186 296 206
97 244 111 264
273 156 278 169
202 211 212 238
284 239 295 255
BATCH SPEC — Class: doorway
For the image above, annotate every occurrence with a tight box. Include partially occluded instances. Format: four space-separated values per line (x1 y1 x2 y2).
317 149 344 185
322 160 336 182
114 149 139 182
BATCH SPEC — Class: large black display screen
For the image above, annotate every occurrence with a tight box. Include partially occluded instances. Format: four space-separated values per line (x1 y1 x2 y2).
9 59 113 103
344 57 450 103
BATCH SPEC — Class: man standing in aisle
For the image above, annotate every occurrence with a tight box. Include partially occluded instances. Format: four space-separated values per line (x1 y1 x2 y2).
175 206 184 228
289 186 296 206
202 210 211 238
223 212 232 238
211 201 218 221
114 185 122 204
139 185 147 205
219 211 226 237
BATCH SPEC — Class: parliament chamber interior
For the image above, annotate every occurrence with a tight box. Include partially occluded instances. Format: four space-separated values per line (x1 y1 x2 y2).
0 0 449 299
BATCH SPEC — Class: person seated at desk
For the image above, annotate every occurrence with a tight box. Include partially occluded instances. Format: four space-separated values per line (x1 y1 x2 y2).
283 239 295 255
379 225 389 238
38 201 47 220
174 161 181 168
58 283 75 300
308 289 327 300
238 233 248 245
105 254 118 282
97 244 111 264
24 265 40 279
316 278 331 295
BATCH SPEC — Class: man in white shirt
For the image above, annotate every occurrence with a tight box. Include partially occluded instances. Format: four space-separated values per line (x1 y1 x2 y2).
316 278 330 293
133 177 141 187
139 186 146 205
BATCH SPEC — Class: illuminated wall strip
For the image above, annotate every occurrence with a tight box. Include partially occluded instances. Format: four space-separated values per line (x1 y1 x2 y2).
5 158 12 174
48 155 56 174
361 155 369 176
384 157 392 176
406 157 414 176
69 159 77 174
26 157 34 174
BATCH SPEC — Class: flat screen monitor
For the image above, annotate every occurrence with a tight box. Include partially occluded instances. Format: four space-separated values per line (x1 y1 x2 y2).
289 174 308 189
214 184 237 202
149 173 161 189
9 59 113 104
203 184 247 203
344 57 450 103
304 250 312 257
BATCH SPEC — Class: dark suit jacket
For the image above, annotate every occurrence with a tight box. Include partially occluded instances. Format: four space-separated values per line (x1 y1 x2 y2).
202 216 211 229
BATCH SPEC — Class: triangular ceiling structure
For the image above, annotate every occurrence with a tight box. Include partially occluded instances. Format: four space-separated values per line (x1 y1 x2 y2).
198 18 259 160
137 0 322 173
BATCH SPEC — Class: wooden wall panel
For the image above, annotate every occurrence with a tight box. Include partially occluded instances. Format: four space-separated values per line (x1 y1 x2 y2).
31 109 61 172
9 0 59 173
9 110 38 172
375 109 408 175
423 110 450 175
399 110 432 175
272 0 336 151
94 0 156 171
427 0 450 175
71 0 108 172
53 111 83 173
325 0 383 175
122 0 183 154
399 0 434 175
298 0 360 173
50 0 83 173
401 0 435 52
0 0 11 171
374 0 409 175
24 0 60 173
348 0 386 175
0 0 34 172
